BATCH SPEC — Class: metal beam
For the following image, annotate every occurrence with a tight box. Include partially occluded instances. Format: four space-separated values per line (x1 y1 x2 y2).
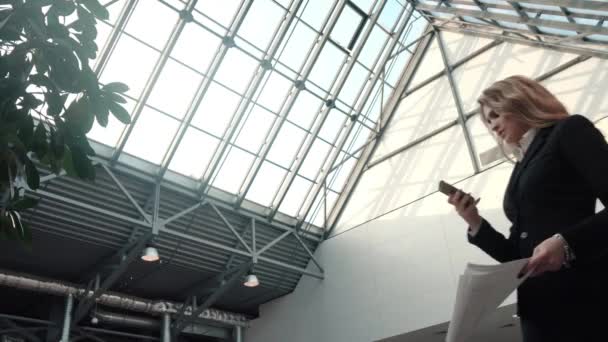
293 231 324 273
173 262 252 333
416 3 608 35
256 231 292 257
514 0 608 11
506 1 541 37
71 234 152 326
0 318 43 342
101 164 151 224
435 29 480 173
210 203 252 254
326 28 435 235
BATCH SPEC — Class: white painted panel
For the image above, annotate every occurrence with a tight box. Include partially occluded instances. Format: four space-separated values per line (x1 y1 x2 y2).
374 76 459 160
409 36 446 88
441 31 495 64
337 125 475 234
453 41 578 113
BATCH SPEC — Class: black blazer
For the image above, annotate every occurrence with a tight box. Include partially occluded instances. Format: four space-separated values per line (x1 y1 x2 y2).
468 115 608 321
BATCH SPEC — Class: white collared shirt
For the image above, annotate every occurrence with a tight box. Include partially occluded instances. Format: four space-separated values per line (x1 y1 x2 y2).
512 128 538 161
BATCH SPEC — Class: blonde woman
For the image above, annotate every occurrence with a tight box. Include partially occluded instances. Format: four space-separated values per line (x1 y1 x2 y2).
447 75 608 341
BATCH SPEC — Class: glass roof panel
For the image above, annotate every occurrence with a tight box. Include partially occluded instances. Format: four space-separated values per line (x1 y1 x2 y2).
211 147 255 194
328 153 357 193
168 127 219 179
278 176 313 217
300 0 336 31
256 71 292 113
123 0 177 49
214 48 259 94
299 138 332 180
172 23 222 72
245 162 287 206
276 21 317 73
266 122 308 168
87 98 136 147
122 108 180 164
234 105 276 154
191 82 242 137
379 0 406 30
359 25 389 69
195 0 242 28
238 0 286 50
351 0 374 14
319 110 347 143
308 42 347 93
147 59 203 119
287 90 323 130
99 34 160 97
339 63 370 107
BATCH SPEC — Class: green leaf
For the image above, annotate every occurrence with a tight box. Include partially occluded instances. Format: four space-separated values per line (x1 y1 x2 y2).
70 145 95 180
24 157 40 190
32 123 47 160
17 114 34 149
53 0 76 16
50 127 65 160
104 92 126 104
64 98 95 134
62 147 78 177
102 82 129 93
107 101 131 124
9 197 38 211
79 0 109 20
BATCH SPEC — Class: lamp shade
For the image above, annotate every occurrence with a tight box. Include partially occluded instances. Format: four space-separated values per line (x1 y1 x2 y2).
243 274 259 287
141 246 160 262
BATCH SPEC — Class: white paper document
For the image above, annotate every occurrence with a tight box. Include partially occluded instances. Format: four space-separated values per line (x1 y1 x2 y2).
446 258 530 342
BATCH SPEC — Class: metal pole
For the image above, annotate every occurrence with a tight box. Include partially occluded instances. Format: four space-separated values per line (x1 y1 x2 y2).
162 313 171 342
234 326 243 342
60 294 73 342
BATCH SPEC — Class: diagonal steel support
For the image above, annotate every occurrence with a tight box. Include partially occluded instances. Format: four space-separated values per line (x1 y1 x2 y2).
173 262 252 334
210 203 252 254
163 201 207 226
0 318 42 342
293 231 324 273
435 28 480 173
71 233 153 326
256 230 292 257
101 164 151 224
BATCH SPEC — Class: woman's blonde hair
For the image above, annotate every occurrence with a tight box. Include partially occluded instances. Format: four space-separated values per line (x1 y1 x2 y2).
477 75 569 128
477 75 569 161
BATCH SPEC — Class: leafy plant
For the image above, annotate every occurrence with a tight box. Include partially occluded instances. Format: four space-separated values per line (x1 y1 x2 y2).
0 0 131 244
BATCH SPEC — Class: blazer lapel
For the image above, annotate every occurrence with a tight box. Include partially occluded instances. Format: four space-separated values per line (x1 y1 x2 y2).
508 126 552 194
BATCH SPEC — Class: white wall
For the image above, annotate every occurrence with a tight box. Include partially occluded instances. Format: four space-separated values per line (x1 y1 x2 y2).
246 31 608 342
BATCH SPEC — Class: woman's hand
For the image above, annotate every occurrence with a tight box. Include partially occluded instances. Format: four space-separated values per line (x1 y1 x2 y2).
520 236 566 277
447 190 482 232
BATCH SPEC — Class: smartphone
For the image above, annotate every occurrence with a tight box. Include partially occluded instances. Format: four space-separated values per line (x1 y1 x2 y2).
438 180 459 196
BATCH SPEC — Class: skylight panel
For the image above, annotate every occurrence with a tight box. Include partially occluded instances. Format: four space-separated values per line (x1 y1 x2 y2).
122 108 180 164
190 82 242 137
211 147 255 194
246 162 287 206
168 128 220 179
123 0 177 50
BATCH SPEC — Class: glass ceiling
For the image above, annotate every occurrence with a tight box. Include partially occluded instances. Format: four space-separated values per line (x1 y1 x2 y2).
86 0 428 230
414 0 608 53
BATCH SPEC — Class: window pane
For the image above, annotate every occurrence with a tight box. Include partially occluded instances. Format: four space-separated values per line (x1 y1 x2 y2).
238 0 285 49
319 110 346 142
88 97 136 147
173 23 222 72
300 0 334 31
308 42 346 92
256 71 292 113
234 105 276 153
212 147 255 194
246 162 287 206
338 62 369 107
359 25 388 69
299 138 331 180
331 6 363 50
287 90 322 130
328 153 356 192
385 49 411 87
306 189 338 226
350 0 374 14
267 122 307 168
378 0 403 31
277 21 317 72
196 0 242 28
278 176 312 217
169 127 219 178
147 60 203 119
191 82 242 136
100 35 160 97
344 122 371 154
123 108 180 164
214 48 259 94
124 0 178 49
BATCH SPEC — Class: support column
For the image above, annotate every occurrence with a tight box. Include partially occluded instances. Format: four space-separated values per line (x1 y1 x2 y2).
60 294 73 342
234 326 243 342
162 313 171 342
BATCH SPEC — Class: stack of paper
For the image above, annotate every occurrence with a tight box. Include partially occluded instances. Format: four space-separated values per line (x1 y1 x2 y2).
446 258 530 342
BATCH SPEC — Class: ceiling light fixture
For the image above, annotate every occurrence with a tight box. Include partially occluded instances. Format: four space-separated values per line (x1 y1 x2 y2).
243 273 259 288
141 246 160 262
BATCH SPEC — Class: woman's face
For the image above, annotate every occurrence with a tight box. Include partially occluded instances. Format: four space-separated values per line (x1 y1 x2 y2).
482 106 531 144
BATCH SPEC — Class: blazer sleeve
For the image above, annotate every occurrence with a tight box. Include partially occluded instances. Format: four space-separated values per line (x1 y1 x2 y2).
468 218 520 262
558 115 608 262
